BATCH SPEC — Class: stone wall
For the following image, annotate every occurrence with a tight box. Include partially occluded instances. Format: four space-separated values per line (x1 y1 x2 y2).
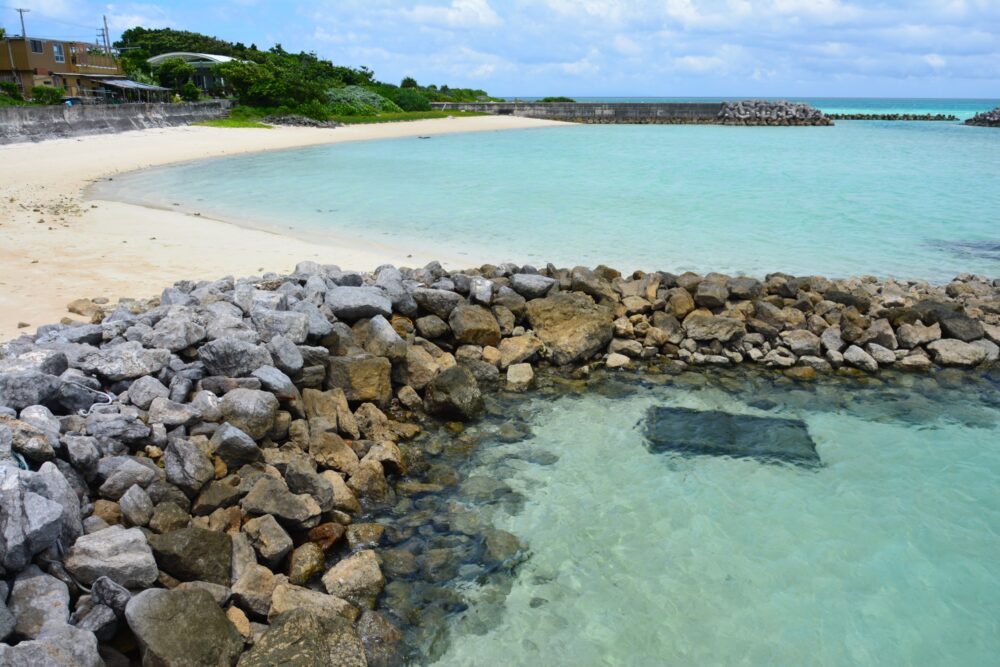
432 101 831 125
0 101 232 145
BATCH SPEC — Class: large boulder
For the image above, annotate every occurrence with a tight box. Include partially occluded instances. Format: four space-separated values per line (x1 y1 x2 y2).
0 624 103 666
164 438 215 496
220 389 279 440
8 565 70 639
268 583 359 623
325 287 392 322
148 526 233 586
939 315 985 342
525 292 613 365
413 288 463 320
0 468 63 570
237 608 366 667
927 339 988 367
125 588 243 667
449 305 502 347
423 366 483 421
326 355 392 407
321 549 385 609
198 337 273 378
210 423 263 468
241 477 321 529
77 342 170 381
64 525 159 588
509 274 556 300
683 314 746 343
0 372 61 411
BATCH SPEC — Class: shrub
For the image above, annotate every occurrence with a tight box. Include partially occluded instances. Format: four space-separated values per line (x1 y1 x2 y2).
325 86 400 116
401 76 418 88
295 99 332 121
156 57 195 89
179 81 201 102
29 85 65 105
0 81 21 100
389 87 431 112
539 96 576 103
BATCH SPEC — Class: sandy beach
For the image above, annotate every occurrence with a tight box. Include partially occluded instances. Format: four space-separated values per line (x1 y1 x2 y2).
0 115 564 341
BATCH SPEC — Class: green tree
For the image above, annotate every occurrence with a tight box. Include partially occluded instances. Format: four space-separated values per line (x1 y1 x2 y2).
179 81 201 101
30 86 65 105
155 58 196 89
400 76 418 88
390 87 431 111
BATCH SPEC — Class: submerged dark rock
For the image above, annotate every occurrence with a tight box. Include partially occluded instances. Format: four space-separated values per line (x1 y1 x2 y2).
644 406 820 467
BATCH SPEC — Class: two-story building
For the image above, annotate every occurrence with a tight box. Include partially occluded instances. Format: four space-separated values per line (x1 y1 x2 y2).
0 35 123 98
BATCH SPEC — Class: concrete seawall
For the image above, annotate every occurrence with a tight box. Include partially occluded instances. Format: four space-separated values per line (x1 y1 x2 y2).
433 102 724 124
0 101 232 145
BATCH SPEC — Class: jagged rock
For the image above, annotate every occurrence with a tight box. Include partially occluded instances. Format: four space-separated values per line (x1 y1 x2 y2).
525 292 613 365
148 396 201 427
781 329 822 357
91 576 132 614
897 321 941 348
98 458 156 500
497 334 544 369
844 345 878 373
241 476 321 529
237 608 366 667
927 339 988 367
148 526 233 586
198 337 273 378
415 314 449 339
210 423 263 468
144 315 206 352
284 458 335 510
9 565 70 639
321 471 361 514
424 366 483 421
244 514 293 566
127 376 170 410
939 315 985 342
287 543 327 586
119 484 154 527
125 588 243 667
684 314 746 343
252 309 309 344
449 305 502 346
364 316 407 361
326 355 392 406
321 549 385 609
507 363 534 390
148 502 191 534
193 476 242 515
867 343 896 365
77 342 170 381
0 624 103 666
972 339 1000 363
0 349 68 376
309 428 360 473
0 372 61 411
326 287 392 321
74 602 117 641
694 281 729 309
64 525 158 588
510 274 556 299
0 468 64 570
232 563 279 617
346 460 391 506
413 288 463 319
220 388 279 440
164 439 214 496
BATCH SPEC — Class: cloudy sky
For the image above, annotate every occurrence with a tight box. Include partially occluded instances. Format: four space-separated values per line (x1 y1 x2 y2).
5 0 999 97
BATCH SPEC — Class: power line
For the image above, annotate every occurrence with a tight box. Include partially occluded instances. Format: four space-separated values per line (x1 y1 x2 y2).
0 5 99 31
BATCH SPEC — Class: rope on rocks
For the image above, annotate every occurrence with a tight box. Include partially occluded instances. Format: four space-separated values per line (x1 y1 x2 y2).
62 380 117 416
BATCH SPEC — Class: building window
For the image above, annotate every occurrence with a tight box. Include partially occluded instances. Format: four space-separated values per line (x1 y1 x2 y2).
53 44 65 63
30 40 43 54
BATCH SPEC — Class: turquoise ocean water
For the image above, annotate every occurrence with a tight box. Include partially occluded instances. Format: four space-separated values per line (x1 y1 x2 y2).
98 105 1000 282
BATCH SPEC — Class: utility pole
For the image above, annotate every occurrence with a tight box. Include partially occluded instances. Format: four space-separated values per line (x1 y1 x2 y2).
102 15 111 55
15 8 29 38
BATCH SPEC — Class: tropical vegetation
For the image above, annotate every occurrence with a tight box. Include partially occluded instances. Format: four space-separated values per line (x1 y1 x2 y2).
114 27 498 121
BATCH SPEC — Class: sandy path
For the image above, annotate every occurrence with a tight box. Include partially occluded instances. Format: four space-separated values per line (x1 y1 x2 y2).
0 115 566 341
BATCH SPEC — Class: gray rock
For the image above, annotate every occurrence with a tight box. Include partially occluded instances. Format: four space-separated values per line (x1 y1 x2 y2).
244 514 293 565
119 484 154 527
268 583 358 624
77 342 170 381
423 366 483 422
9 565 70 639
164 439 214 496
325 286 392 321
241 477 321 529
220 389 279 440
284 458 334 512
415 315 449 339
940 315 985 342
291 300 334 338
321 549 385 609
211 423 263 468
0 623 103 666
91 576 131 614
0 349 68 376
374 266 418 317
364 316 407 361
694 281 729 309
0 599 13 641
413 287 463 319
509 273 556 299
98 458 156 499
144 315 206 352
927 339 988 367
74 602 117 640
199 337 273 378
781 329 822 357
866 342 896 365
0 469 63 570
231 563 278 617
252 309 310 344
64 525 159 588
971 338 1000 363
252 365 302 405
897 321 941 349
24 462 82 550
844 345 878 373
0 372 61 411
148 396 202 427
820 326 845 353
125 588 243 667
127 375 170 410
236 608 366 667
148 526 233 586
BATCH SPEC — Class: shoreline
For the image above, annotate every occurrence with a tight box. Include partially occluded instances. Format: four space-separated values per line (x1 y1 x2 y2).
0 115 567 341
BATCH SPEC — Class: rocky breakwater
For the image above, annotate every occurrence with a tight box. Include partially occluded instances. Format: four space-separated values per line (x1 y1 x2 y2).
827 113 958 121
0 260 999 665
965 108 1000 127
718 100 832 126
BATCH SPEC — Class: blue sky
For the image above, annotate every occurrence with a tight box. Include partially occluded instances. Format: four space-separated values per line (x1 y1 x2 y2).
4 1 1000 97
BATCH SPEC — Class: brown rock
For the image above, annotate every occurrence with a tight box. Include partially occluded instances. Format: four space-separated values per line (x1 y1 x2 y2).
525 292 613 365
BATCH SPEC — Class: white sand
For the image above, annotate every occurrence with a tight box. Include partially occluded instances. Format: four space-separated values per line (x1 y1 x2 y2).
0 115 565 341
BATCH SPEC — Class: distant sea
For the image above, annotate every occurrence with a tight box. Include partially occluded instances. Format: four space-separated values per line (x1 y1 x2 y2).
512 97 999 119
94 98 1000 282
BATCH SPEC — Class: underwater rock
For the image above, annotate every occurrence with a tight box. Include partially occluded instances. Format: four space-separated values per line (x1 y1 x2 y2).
644 406 820 467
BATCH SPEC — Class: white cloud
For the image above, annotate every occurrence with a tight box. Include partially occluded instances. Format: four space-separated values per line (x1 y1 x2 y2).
403 0 501 28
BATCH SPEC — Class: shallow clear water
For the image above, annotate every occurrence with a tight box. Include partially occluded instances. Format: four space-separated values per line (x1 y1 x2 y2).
435 371 1000 666
97 120 1000 281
